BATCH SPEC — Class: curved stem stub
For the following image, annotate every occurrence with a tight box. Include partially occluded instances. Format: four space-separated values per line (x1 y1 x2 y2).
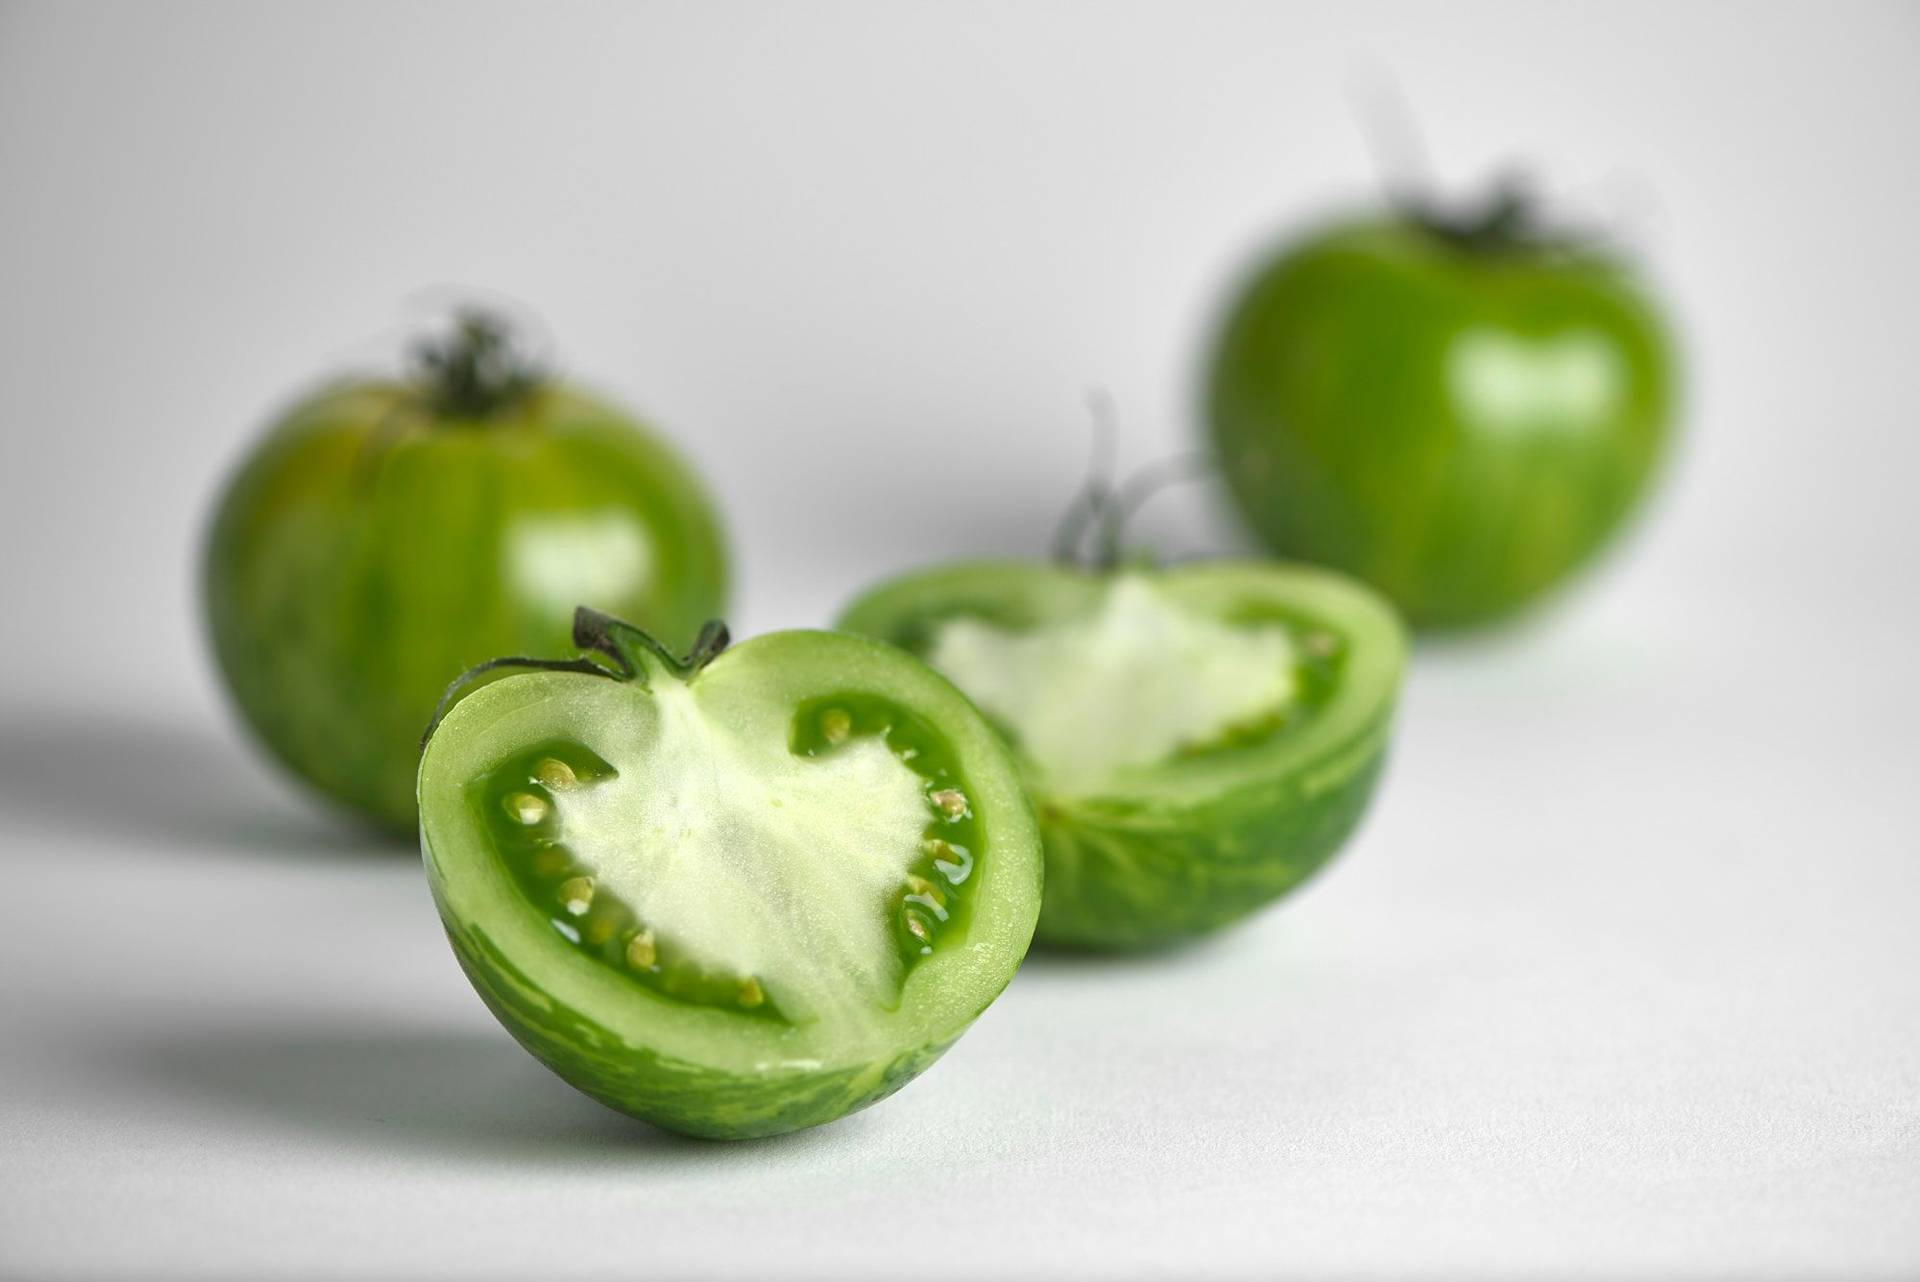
1048 396 1219 572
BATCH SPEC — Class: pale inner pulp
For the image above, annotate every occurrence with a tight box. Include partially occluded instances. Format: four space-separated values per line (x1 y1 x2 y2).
928 575 1299 796
553 684 931 1025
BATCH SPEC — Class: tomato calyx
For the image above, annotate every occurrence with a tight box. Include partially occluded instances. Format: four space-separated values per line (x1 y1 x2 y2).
1346 81 1596 261
1397 173 1592 259
410 309 546 422
572 607 731 685
422 607 729 748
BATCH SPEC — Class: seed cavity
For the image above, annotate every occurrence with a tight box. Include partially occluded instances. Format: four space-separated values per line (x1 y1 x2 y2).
558 876 595 916
625 929 658 970
820 707 852 745
503 791 550 825
531 846 570 878
927 838 973 884
905 890 949 922
738 977 766 1008
929 788 967 819
532 757 579 790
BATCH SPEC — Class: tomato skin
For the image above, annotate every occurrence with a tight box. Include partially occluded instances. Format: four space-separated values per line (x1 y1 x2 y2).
1034 729 1390 950
1205 218 1676 629
204 382 727 832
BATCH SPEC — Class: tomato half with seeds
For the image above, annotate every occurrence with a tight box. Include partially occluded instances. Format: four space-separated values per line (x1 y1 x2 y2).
1204 189 1677 628
204 313 727 832
839 560 1405 950
418 609 1041 1139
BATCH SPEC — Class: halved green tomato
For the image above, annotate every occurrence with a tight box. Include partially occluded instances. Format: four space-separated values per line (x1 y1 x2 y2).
418 611 1042 1139
838 561 1405 950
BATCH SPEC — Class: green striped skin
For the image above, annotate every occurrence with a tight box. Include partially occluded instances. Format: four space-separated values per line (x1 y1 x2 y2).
1034 733 1388 948
418 628 1042 1139
1205 217 1676 630
204 381 727 832
838 562 1405 950
442 920 954 1140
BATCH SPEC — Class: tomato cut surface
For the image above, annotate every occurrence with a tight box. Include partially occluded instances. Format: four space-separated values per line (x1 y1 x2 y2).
419 614 1040 1138
927 576 1304 796
839 561 1405 949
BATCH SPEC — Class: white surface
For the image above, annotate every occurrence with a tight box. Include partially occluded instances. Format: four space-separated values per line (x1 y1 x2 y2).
2 2 1918 1278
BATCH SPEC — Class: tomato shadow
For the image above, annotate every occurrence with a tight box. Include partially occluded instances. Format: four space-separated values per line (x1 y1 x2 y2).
112 1017 865 1165
0 708 400 860
1017 926 1251 973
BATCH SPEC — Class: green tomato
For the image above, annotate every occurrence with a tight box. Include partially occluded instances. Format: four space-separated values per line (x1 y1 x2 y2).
204 315 727 832
839 560 1405 950
1204 198 1676 628
419 610 1041 1139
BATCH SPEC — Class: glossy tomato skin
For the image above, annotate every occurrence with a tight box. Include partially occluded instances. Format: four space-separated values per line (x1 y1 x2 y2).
205 382 727 832
1206 218 1675 629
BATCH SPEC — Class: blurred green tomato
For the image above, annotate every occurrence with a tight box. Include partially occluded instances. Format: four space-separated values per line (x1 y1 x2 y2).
204 314 728 832
1205 194 1676 629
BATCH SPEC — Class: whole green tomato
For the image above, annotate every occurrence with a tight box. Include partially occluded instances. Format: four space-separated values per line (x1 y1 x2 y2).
1204 189 1677 629
204 313 728 833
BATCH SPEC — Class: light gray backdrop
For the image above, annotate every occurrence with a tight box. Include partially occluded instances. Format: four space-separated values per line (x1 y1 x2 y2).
2 2 1916 1278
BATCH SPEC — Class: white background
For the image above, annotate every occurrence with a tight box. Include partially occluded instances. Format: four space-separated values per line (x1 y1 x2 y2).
2 2 1917 1278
